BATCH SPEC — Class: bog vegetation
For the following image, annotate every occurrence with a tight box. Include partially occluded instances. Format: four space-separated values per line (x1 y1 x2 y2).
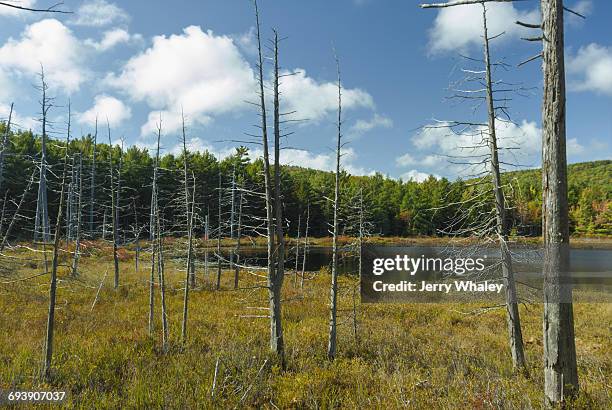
1 247 610 409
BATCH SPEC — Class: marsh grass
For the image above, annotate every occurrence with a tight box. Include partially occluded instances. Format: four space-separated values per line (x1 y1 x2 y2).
0 244 609 408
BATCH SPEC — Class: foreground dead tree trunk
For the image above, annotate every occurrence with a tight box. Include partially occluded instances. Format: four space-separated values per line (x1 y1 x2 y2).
253 0 283 362
301 203 310 289
271 29 286 365
421 0 526 372
327 53 342 361
540 0 578 403
43 102 71 379
480 4 526 372
107 123 120 288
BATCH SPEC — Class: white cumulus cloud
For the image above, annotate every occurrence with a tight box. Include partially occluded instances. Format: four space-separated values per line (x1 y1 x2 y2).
279 69 374 121
106 26 256 136
79 95 131 127
85 28 142 51
69 0 129 27
349 113 393 137
427 3 539 54
0 19 85 93
568 43 612 96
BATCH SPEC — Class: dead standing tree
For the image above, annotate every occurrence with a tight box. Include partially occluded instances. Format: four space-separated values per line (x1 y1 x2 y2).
421 0 527 372
89 118 97 236
327 52 342 361
71 152 84 276
271 29 286 364
34 69 51 243
252 0 284 362
42 101 72 379
181 111 196 343
106 123 120 288
514 0 580 403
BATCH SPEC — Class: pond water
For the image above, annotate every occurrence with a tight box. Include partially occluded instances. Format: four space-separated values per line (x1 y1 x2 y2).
201 244 612 278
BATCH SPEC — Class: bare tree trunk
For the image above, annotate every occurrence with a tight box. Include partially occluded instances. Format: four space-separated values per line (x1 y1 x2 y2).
107 124 120 289
154 120 168 351
204 212 209 280
327 54 342 361
149 123 162 337
133 198 140 272
301 203 309 289
35 70 50 243
180 114 197 289
157 221 169 352
116 141 123 245
216 170 222 290
294 214 301 286
66 155 75 242
71 153 83 276
229 165 236 273
234 188 243 289
89 118 97 237
182 174 196 344
481 4 526 372
253 0 281 360
541 0 578 403
271 29 286 365
0 102 13 194
102 209 107 240
43 101 71 379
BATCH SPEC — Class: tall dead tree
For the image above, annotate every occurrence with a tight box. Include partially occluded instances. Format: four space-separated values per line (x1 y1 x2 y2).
89 118 97 236
421 0 527 371
481 3 526 372
71 153 83 276
148 125 162 336
34 69 51 243
181 174 196 344
271 29 286 365
43 101 71 379
181 110 195 343
253 0 284 361
540 0 578 403
107 123 120 288
327 53 342 361
152 118 168 350
216 169 222 290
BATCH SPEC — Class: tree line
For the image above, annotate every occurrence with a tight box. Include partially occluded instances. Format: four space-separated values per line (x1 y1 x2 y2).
0 126 609 243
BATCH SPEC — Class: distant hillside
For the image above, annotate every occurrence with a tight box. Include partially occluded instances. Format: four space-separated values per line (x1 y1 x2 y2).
502 160 611 194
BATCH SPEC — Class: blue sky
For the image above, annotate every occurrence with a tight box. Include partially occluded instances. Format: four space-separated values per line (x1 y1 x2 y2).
0 0 610 181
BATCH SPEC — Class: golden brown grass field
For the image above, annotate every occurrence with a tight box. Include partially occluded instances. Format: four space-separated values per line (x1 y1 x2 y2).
0 242 610 409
